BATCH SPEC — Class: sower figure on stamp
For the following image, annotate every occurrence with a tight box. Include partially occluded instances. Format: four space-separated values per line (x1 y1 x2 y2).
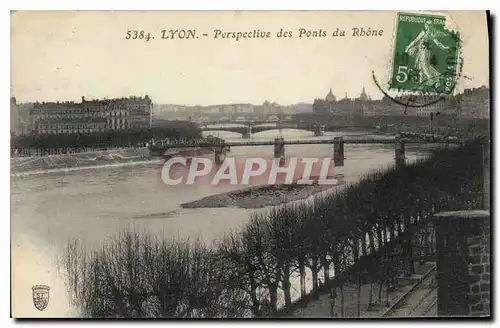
404 20 451 90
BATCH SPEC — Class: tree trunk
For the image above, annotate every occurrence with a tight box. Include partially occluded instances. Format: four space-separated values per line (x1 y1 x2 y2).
377 226 384 249
130 293 143 317
389 225 396 245
329 283 337 317
385 274 390 306
282 268 292 308
368 280 374 310
340 284 345 317
311 257 319 300
249 284 260 317
423 223 430 258
429 226 436 255
369 231 376 254
360 235 368 258
299 261 306 300
418 227 426 264
357 274 362 317
352 239 360 261
378 261 384 304
322 255 330 283
268 284 278 316
381 227 387 247
406 227 415 275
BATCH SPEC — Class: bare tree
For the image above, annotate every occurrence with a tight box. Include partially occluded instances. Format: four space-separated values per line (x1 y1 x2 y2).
290 203 310 301
266 205 297 308
245 214 280 316
215 231 261 317
303 215 324 299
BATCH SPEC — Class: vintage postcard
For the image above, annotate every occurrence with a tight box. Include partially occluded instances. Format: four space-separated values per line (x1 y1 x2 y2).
10 11 490 318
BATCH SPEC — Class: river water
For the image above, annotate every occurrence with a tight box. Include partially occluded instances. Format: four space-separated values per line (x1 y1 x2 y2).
10 128 435 317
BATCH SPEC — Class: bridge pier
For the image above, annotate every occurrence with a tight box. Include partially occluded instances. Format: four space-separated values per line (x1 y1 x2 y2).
395 139 406 168
314 124 326 137
274 137 285 159
242 126 252 139
333 137 344 167
214 145 229 165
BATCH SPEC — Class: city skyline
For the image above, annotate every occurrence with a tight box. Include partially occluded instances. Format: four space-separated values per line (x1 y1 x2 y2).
11 84 490 108
11 11 489 105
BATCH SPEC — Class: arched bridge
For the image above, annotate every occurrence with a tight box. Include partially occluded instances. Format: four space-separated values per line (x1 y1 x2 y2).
199 122 329 138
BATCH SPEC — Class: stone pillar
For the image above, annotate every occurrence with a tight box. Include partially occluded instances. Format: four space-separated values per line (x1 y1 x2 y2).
333 137 344 167
274 137 285 159
242 126 252 139
433 210 491 317
314 124 325 137
214 146 227 165
395 139 405 169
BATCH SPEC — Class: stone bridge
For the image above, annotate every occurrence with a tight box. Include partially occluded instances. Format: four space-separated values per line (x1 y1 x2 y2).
199 122 328 138
157 112 292 123
149 135 464 166
198 121 378 138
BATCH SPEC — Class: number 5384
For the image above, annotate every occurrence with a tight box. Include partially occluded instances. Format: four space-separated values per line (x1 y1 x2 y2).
125 30 153 41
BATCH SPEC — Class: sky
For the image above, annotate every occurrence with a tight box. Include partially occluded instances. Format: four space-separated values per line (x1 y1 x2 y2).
11 11 490 105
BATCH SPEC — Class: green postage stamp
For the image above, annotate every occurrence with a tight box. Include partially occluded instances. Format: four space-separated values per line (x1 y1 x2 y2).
390 12 461 95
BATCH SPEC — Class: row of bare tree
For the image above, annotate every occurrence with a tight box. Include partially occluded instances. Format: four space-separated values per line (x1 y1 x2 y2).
63 140 485 318
11 121 202 155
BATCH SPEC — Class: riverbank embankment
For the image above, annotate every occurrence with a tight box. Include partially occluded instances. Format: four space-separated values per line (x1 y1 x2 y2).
10 147 213 176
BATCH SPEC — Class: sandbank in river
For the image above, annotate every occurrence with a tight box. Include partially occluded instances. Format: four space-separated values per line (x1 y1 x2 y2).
181 175 345 209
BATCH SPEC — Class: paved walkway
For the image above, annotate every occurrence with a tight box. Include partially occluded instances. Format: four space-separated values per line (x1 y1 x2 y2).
383 265 437 317
289 262 436 318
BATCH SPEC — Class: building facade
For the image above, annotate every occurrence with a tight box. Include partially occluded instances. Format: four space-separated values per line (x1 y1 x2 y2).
314 86 490 118
29 95 153 134
37 119 107 134
456 86 490 119
10 98 34 135
315 87 369 116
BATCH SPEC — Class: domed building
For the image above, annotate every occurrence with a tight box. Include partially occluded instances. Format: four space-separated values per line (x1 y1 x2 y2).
314 87 374 115
331 87 372 116
325 88 336 112
359 87 369 102
358 87 374 116
325 88 336 102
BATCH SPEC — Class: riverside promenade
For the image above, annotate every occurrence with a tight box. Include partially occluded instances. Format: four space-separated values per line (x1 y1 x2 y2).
290 262 437 318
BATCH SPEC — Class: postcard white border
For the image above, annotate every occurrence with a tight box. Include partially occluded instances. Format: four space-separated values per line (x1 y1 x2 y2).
3 0 496 327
